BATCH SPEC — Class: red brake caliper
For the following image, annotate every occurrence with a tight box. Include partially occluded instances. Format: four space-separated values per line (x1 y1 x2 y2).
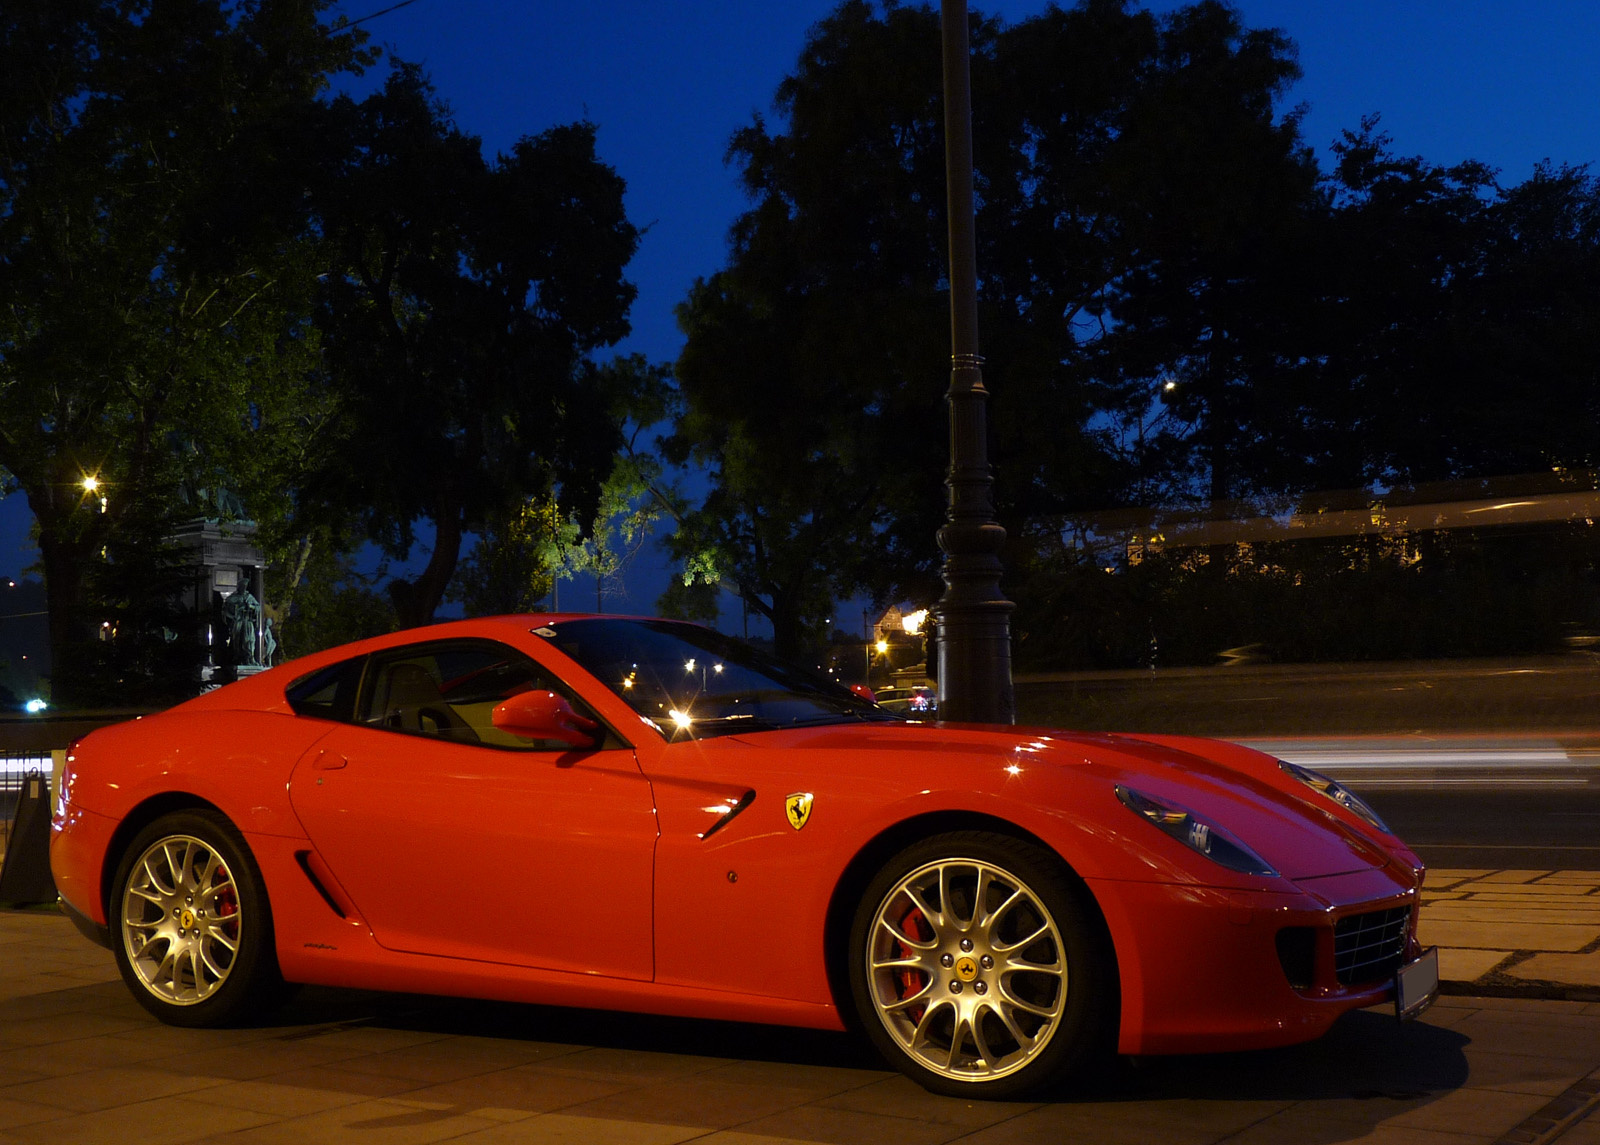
212 867 238 942
895 905 933 1020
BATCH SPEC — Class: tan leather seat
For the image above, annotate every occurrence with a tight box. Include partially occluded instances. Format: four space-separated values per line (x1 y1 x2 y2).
379 663 479 743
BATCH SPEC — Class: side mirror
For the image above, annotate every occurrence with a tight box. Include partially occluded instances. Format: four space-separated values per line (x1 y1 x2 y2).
850 683 876 703
491 690 601 749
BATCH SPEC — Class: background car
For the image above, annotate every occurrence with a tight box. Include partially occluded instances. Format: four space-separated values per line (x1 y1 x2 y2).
874 684 937 714
51 614 1434 1098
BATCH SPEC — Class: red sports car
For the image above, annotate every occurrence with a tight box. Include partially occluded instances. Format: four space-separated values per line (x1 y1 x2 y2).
51 615 1437 1098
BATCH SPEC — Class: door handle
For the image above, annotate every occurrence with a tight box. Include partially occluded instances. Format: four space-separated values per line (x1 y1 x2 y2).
312 752 348 771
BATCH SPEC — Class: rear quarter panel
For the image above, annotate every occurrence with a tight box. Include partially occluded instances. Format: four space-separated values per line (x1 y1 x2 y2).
54 709 332 923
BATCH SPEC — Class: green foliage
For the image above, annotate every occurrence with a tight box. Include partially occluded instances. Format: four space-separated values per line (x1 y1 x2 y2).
273 543 397 659
670 0 1316 657
674 0 1600 671
449 355 674 617
451 495 570 617
311 63 643 629
0 0 372 703
453 453 671 617
656 575 723 626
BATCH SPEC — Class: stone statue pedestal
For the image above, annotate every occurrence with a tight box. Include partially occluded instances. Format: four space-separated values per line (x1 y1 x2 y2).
168 519 271 689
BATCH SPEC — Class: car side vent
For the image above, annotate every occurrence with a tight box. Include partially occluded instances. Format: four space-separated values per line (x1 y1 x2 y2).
1275 926 1317 989
294 850 347 919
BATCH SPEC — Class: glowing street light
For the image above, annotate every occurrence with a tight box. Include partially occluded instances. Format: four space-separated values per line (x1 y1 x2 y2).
80 474 107 513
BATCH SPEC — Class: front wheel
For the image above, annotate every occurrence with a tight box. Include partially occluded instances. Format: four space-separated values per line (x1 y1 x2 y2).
110 810 284 1027
847 831 1116 1098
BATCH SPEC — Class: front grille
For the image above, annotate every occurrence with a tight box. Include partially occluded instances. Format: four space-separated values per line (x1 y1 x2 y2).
1333 906 1410 985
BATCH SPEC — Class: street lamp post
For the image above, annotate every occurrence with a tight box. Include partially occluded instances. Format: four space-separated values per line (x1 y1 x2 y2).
935 0 1014 724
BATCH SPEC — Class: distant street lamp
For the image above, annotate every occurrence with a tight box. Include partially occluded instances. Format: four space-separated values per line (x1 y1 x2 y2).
865 637 889 682
935 0 1014 724
81 474 107 513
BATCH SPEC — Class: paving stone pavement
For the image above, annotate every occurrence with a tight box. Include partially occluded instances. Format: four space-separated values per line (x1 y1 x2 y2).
4 906 1600 1145
1422 870 1600 997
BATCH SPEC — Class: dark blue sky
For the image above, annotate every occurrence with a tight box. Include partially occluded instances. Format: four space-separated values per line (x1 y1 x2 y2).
331 0 1600 370
7 0 1600 626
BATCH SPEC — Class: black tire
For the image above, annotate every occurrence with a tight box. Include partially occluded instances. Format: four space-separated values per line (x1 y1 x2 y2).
109 809 286 1027
847 830 1117 1098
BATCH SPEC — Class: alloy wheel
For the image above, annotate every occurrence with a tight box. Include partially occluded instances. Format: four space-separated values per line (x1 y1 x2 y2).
864 856 1068 1083
120 833 242 1006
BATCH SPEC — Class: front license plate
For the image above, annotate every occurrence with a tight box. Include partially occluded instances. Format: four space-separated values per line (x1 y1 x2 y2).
1395 946 1439 1021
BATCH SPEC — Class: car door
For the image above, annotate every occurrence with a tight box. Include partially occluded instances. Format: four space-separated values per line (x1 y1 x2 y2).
288 638 657 979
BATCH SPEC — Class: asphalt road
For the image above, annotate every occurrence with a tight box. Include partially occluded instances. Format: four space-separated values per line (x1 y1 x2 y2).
1360 785 1600 869
1248 736 1600 870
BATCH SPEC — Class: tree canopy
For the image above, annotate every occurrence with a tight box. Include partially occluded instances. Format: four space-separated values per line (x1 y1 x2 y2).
12 0 1600 699
0 0 371 702
669 0 1322 658
670 0 1600 667
309 63 643 630
0 2 651 700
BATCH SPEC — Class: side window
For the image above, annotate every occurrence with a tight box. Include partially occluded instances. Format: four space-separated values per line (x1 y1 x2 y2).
359 641 604 751
286 657 364 722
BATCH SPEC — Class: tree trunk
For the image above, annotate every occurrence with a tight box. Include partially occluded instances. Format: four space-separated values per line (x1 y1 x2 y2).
389 504 463 629
35 524 98 709
769 588 804 664
273 535 315 655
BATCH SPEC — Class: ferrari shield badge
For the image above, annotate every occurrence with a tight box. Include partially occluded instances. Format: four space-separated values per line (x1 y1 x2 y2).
785 791 814 831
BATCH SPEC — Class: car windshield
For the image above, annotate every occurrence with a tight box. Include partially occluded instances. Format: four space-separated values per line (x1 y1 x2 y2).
540 618 897 739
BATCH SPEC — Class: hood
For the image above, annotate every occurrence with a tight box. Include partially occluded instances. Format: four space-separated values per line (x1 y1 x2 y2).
729 721 1390 882
1072 731 1392 881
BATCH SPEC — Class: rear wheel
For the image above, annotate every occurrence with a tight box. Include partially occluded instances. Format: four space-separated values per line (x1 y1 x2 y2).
848 831 1115 1098
111 810 284 1026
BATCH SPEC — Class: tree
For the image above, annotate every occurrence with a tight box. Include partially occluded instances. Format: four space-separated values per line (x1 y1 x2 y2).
1075 1 1320 504
450 494 570 617
668 1 969 660
451 356 677 616
0 0 370 703
311 64 643 630
1308 125 1600 486
669 0 1317 659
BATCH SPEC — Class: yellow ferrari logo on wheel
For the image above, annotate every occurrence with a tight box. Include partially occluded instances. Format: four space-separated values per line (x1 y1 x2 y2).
785 792 813 831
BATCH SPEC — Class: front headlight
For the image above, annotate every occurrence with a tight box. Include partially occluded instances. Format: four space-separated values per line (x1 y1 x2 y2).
1115 785 1279 877
1279 760 1392 834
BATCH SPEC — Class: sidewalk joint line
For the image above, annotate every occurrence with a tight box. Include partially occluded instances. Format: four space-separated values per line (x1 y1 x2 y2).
1491 1070 1600 1145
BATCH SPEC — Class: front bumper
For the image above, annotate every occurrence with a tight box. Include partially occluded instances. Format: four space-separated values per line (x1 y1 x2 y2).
1089 864 1421 1056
